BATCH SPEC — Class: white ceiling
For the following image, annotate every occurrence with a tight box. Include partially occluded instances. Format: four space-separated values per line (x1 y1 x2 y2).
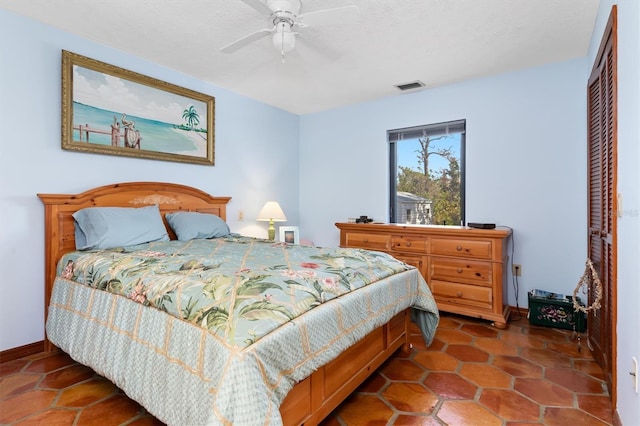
0 0 599 115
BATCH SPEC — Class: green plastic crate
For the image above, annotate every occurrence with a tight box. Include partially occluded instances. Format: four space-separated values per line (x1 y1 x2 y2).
527 290 587 332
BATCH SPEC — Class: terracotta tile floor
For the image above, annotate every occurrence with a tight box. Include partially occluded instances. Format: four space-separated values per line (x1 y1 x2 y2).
0 314 613 425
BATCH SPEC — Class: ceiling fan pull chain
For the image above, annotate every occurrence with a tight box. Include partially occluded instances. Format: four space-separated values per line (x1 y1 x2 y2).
281 28 286 63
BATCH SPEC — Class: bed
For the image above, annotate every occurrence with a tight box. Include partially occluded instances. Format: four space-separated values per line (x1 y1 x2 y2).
38 182 439 425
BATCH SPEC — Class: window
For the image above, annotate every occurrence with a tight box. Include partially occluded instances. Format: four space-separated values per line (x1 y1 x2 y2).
388 119 466 225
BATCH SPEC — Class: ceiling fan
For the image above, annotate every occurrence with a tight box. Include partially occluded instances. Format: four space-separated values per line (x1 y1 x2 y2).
220 0 360 59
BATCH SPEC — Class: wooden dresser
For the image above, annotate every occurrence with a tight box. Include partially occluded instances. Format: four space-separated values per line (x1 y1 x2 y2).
336 223 512 328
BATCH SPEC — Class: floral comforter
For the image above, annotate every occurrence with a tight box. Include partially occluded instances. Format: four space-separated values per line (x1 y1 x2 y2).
47 236 439 425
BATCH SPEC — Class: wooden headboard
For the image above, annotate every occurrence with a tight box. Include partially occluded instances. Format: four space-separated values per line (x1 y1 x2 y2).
37 182 231 351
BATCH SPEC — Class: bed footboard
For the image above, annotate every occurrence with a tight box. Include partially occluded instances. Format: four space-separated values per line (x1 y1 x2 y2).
281 309 410 425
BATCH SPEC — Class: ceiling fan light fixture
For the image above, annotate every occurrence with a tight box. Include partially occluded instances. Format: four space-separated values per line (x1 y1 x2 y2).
272 21 296 53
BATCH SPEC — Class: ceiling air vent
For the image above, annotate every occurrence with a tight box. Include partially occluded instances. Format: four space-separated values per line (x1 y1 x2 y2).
394 80 425 91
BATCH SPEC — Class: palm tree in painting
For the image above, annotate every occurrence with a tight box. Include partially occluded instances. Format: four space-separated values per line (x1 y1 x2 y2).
182 106 200 130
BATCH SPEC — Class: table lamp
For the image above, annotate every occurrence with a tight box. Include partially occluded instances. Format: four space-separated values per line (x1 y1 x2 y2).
257 201 287 240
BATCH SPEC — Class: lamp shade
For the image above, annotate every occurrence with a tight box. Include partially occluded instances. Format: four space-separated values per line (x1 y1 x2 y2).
257 201 287 222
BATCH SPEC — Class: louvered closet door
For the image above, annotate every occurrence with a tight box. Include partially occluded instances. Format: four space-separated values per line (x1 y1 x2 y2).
587 6 616 398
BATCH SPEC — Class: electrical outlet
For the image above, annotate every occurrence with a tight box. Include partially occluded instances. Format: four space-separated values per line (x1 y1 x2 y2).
238 210 244 221
512 264 522 276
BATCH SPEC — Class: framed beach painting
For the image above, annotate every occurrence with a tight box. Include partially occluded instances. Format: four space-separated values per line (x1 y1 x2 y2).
61 50 215 165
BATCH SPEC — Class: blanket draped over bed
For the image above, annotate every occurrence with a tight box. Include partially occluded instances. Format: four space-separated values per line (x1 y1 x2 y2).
46 236 439 425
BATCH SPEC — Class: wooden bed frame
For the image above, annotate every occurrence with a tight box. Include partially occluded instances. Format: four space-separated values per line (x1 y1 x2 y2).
38 182 411 426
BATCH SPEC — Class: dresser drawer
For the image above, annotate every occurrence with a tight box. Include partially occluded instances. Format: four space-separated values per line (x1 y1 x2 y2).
392 254 426 276
429 258 492 286
391 235 427 253
431 281 493 309
344 232 391 251
430 238 492 260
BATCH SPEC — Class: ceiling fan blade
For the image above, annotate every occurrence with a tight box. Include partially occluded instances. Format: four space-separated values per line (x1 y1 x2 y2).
298 5 360 27
220 28 274 53
237 0 273 16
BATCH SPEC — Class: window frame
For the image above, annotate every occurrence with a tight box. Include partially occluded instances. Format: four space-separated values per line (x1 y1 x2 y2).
388 119 466 225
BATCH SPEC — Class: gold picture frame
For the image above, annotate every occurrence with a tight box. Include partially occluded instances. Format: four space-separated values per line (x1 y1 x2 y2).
61 50 215 165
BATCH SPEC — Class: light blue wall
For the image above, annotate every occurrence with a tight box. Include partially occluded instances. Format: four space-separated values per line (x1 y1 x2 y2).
0 9 300 350
300 57 588 312
590 1 640 424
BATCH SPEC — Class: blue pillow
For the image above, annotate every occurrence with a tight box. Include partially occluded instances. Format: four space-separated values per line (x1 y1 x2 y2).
165 211 230 240
73 205 169 250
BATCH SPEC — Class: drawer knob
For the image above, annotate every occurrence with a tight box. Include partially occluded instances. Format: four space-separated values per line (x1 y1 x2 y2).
456 245 463 251
456 291 463 297
364 238 368 243
456 268 463 273
406 242 412 247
